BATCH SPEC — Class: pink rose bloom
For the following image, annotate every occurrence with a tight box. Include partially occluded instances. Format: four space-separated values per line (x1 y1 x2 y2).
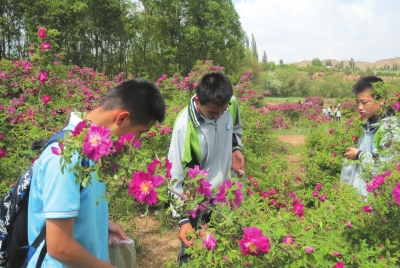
38 26 47 39
329 129 334 134
28 44 35 55
187 165 208 179
83 124 113 162
129 171 164 204
50 142 64 155
239 227 270 256
315 183 322 191
366 170 391 192
202 232 216 250
40 42 51 51
305 246 314 254
320 194 326 202
312 191 319 198
165 158 172 178
392 183 400 205
282 236 295 245
37 72 49 83
293 203 304 216
146 158 161 175
0 148 6 158
214 179 244 209
71 121 88 136
196 178 212 198
23 62 32 71
0 133 2 139
333 261 345 268
347 221 352 228
115 133 140 154
363 206 373 213
188 207 199 218
333 251 341 257
42 95 51 105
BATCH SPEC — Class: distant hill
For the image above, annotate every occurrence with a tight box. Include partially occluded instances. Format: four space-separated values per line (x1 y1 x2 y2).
290 57 400 70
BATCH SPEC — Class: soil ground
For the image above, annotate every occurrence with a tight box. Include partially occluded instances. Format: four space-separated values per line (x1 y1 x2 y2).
131 135 306 267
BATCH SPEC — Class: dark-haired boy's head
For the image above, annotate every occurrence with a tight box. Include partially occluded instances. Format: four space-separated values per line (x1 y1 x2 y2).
353 76 384 120
194 73 233 120
196 73 233 106
102 78 165 126
352 76 383 96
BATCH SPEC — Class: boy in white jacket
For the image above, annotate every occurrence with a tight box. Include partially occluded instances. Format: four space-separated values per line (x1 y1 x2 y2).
168 72 244 264
341 76 399 197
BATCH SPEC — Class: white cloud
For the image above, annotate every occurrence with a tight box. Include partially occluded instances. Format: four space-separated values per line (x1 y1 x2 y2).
234 0 400 63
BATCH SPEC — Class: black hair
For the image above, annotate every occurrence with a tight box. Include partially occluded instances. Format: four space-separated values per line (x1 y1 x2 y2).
102 78 165 125
352 76 383 95
196 72 233 106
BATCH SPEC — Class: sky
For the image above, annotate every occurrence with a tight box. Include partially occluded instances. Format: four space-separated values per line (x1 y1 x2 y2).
232 0 400 64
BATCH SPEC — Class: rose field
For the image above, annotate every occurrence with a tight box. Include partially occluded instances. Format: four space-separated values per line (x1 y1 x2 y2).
1 30 400 268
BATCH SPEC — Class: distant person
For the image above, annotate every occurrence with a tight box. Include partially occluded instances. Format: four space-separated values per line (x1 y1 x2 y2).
322 107 328 116
340 76 399 197
335 107 341 122
333 106 338 118
327 106 333 120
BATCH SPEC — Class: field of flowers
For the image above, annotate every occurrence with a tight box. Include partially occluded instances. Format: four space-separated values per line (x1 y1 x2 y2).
1 28 400 267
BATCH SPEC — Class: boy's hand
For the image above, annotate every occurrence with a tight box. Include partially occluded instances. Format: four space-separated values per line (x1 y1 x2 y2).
179 223 194 246
344 147 359 160
232 150 245 175
108 220 129 247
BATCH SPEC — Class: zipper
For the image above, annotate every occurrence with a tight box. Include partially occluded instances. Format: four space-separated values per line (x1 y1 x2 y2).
214 121 221 185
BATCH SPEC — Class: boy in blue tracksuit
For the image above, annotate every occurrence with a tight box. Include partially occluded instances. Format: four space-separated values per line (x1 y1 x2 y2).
168 72 244 264
341 76 399 197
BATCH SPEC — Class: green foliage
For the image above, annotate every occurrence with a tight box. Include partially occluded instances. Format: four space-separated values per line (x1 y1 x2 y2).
311 58 322 67
0 0 245 79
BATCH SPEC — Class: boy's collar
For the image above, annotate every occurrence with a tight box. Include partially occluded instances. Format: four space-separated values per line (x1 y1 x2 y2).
188 95 206 127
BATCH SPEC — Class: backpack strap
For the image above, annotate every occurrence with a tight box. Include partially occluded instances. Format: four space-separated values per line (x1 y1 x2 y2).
36 240 47 268
20 227 47 268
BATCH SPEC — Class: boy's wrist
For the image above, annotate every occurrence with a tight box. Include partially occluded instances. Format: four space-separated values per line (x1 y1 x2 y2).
356 150 363 160
179 218 190 227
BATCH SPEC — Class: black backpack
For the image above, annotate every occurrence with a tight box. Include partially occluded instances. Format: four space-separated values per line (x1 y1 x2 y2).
0 131 67 268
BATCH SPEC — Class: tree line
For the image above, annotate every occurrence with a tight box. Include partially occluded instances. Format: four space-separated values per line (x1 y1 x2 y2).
0 0 245 79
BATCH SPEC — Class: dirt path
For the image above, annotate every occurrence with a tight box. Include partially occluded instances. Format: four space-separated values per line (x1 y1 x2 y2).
132 214 179 267
277 135 305 146
277 135 306 172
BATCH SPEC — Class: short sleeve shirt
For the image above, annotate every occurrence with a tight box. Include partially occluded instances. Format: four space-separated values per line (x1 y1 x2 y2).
27 113 108 267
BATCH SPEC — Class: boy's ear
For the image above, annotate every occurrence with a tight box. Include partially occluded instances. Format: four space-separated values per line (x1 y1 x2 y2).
116 111 130 126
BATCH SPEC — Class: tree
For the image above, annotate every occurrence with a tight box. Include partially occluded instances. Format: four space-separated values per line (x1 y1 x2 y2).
250 33 258 60
0 0 246 79
311 58 322 67
349 58 355 69
335 61 344 69
261 51 268 63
